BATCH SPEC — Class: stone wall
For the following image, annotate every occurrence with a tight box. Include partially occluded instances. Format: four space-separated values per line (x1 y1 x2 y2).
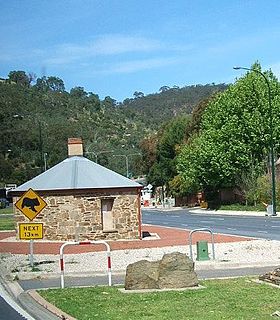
14 189 140 241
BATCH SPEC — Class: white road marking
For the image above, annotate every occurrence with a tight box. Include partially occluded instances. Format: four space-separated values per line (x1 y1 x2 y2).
171 215 180 218
200 220 215 223
271 225 280 228
227 228 237 231
209 218 225 221
180 224 189 227
257 230 268 234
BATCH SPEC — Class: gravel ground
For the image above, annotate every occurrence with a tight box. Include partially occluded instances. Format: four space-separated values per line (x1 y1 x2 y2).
1 239 280 280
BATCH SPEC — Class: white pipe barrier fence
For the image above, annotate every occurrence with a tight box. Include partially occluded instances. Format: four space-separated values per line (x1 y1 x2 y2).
59 240 112 289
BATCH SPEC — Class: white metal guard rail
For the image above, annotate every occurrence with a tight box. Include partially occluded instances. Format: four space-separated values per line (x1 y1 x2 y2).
59 240 112 288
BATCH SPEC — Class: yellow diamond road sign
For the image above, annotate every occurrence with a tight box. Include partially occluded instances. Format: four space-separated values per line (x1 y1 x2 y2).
19 223 43 240
15 188 47 221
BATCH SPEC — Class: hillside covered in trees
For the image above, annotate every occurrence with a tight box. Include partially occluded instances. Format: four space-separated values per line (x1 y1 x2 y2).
0 70 226 186
120 83 226 129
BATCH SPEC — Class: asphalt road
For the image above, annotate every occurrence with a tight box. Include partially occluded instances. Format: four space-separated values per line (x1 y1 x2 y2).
0 296 29 320
0 282 37 320
142 208 280 240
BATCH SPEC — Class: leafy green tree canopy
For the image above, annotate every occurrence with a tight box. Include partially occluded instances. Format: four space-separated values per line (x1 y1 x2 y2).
8 71 31 87
147 115 191 191
35 76 65 92
177 62 280 193
70 86 87 98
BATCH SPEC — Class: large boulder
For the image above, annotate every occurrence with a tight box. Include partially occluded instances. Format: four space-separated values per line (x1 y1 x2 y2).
125 260 160 289
158 252 198 288
125 252 198 290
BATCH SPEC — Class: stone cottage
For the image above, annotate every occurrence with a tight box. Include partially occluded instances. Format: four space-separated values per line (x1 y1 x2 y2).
10 138 143 241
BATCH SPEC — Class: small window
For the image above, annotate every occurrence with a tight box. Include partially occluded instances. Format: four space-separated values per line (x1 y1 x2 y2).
101 199 114 231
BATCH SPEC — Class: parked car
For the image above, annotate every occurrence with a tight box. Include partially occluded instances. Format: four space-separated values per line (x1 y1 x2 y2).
0 198 9 209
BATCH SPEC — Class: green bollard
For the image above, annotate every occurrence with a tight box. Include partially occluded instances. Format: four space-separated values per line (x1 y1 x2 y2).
196 241 210 261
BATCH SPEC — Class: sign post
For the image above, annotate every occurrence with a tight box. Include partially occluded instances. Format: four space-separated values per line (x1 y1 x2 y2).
15 189 46 267
29 239 34 267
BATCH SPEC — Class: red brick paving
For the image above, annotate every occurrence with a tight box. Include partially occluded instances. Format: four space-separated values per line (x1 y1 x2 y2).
0 231 14 240
0 225 253 255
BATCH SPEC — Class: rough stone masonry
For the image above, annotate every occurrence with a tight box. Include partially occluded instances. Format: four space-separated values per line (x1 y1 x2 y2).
15 191 139 241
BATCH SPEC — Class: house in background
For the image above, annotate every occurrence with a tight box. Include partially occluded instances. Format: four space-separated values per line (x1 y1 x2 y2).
10 138 143 241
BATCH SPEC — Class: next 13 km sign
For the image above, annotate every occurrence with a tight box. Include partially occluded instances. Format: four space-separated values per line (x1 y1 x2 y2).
19 223 43 240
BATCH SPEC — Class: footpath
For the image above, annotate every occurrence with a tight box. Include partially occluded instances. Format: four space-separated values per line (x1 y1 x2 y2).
1 207 280 320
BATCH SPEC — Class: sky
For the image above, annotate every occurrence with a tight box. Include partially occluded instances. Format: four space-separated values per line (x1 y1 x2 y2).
1 0 280 102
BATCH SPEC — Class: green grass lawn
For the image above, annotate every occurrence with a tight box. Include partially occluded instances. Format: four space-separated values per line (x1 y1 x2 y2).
39 278 280 320
0 206 13 214
0 207 15 230
0 217 15 230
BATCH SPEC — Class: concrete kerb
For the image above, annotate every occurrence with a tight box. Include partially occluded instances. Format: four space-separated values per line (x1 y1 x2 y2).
143 205 183 211
0 260 62 320
144 205 280 217
27 290 76 320
0 274 61 320
17 291 62 320
188 208 280 217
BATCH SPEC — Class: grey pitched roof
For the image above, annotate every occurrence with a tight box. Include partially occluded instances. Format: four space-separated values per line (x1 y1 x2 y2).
12 156 142 192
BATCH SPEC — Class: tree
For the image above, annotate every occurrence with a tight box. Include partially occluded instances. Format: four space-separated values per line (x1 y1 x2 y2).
236 158 263 205
159 86 170 93
87 92 101 111
102 96 116 108
122 98 133 105
186 95 216 138
177 63 280 194
35 76 65 92
8 71 30 86
0 155 13 183
133 91 144 99
139 134 158 173
146 116 191 192
70 86 87 98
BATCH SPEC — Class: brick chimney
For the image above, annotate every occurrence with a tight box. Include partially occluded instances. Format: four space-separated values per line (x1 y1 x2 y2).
68 138 83 157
